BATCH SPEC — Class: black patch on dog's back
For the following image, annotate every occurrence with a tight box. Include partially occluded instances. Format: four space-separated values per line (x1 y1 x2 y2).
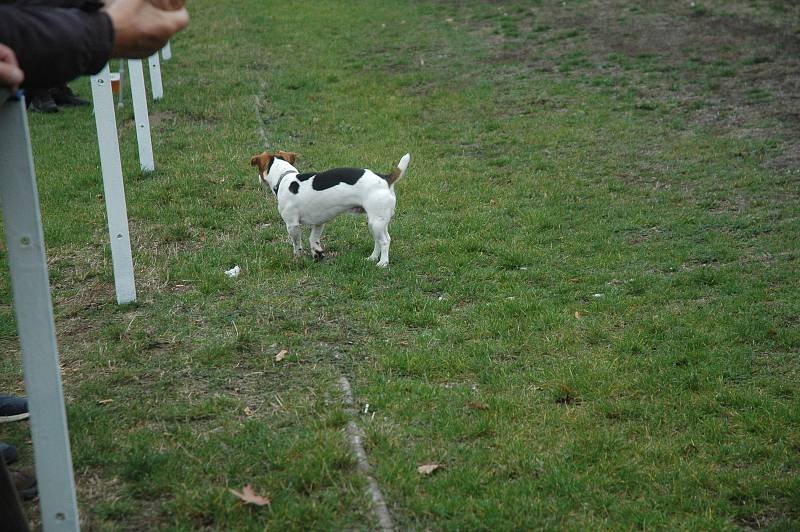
289 181 300 194
297 168 366 191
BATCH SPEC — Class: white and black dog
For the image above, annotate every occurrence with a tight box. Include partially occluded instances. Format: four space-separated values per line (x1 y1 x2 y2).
250 150 411 267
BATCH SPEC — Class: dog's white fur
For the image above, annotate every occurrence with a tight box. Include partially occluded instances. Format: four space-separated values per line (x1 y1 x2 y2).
251 151 411 267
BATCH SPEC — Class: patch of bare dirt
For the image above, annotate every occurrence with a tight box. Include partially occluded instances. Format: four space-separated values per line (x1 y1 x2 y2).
149 110 176 128
444 0 800 168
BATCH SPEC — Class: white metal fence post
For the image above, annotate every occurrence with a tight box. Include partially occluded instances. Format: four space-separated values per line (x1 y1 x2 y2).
162 41 172 61
116 59 126 109
127 59 155 172
89 64 137 304
148 53 164 101
0 91 80 532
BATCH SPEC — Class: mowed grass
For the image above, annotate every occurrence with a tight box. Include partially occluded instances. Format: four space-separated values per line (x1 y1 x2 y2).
0 0 798 529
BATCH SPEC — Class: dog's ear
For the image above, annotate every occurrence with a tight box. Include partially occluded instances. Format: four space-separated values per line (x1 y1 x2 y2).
276 151 299 165
249 153 272 175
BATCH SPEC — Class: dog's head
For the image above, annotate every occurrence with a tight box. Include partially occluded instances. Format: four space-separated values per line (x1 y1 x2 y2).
249 150 299 186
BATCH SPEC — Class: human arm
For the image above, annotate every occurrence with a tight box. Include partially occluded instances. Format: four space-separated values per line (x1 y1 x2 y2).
0 0 188 88
0 4 113 88
104 0 188 59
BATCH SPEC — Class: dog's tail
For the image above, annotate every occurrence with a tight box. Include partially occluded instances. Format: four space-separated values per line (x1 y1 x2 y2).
385 153 411 187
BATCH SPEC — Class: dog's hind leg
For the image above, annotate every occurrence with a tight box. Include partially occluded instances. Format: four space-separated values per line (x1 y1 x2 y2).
367 217 391 267
286 223 304 258
366 219 382 262
310 224 325 261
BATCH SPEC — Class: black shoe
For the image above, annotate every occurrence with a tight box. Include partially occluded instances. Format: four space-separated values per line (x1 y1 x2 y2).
0 442 18 465
11 468 37 500
0 395 29 423
28 89 58 113
50 84 90 107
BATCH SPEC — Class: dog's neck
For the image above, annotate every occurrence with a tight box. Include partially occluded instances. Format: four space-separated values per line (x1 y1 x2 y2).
263 159 298 195
271 169 298 195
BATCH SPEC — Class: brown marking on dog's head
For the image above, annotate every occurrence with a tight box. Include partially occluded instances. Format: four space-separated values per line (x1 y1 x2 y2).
249 152 273 177
275 150 299 165
249 150 299 176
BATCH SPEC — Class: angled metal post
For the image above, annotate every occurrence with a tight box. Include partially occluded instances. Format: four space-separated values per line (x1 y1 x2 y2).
162 41 172 61
127 59 154 171
90 64 137 304
147 53 164 101
0 90 80 532
116 59 126 109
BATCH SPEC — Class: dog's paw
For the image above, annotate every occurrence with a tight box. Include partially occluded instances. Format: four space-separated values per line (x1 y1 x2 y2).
376 259 389 268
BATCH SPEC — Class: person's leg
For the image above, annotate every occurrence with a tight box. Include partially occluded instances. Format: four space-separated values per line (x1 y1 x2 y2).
0 395 29 423
0 393 36 504
50 83 90 107
0 442 17 464
0 394 28 472
27 88 57 113
0 457 30 531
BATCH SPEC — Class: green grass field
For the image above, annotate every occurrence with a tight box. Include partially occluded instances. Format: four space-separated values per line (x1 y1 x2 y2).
1 0 798 529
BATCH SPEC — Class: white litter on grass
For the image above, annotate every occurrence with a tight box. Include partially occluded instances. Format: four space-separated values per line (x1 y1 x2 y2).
593 293 604 298
225 265 241 278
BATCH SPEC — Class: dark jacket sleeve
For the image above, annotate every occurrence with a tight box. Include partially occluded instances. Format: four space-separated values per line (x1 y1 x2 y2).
0 4 114 88
4 1 105 8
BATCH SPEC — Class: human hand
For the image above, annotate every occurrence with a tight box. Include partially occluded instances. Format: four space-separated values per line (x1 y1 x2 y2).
104 0 189 58
146 0 186 11
0 44 24 92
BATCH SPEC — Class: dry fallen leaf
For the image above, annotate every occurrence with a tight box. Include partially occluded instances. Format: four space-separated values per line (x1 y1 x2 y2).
418 464 443 475
243 406 254 416
229 484 270 506
97 399 113 405
274 349 288 362
466 401 489 411
574 311 583 320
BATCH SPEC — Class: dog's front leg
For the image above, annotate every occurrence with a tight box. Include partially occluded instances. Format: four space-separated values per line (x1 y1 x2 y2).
310 224 325 261
286 223 304 258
